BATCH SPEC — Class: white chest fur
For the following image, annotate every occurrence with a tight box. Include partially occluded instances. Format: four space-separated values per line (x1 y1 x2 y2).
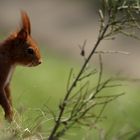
5 65 15 86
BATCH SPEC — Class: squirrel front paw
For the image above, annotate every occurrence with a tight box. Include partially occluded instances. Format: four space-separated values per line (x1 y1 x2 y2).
5 110 13 122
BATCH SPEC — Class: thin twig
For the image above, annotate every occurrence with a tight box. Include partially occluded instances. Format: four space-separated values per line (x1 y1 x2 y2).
95 50 130 55
96 54 103 93
66 68 73 92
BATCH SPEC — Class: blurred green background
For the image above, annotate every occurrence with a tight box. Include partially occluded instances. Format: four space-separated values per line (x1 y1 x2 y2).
0 0 140 140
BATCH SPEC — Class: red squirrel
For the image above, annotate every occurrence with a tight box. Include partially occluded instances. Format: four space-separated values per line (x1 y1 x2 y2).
0 11 42 122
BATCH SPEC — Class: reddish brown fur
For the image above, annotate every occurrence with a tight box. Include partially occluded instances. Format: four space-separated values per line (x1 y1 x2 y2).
0 11 42 122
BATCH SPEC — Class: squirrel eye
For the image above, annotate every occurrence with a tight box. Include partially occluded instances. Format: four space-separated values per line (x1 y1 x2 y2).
27 48 34 55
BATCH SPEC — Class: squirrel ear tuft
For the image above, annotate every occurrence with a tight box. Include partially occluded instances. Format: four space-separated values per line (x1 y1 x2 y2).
17 29 27 41
21 11 31 35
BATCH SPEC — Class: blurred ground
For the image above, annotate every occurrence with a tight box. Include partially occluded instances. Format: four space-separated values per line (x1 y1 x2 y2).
0 0 140 77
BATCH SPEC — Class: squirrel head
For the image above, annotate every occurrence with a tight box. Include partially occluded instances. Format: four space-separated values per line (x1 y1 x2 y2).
9 11 42 67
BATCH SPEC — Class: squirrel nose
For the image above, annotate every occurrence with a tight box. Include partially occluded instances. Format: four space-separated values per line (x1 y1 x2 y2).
38 59 42 64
